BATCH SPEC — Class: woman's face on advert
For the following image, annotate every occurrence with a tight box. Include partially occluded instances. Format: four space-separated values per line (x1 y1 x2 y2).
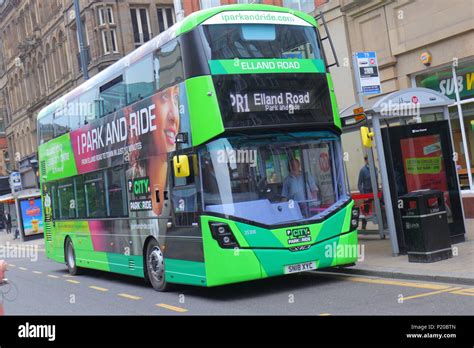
154 85 180 154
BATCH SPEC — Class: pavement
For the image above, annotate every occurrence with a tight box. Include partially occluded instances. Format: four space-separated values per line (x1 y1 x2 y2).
0 231 44 248
330 219 474 285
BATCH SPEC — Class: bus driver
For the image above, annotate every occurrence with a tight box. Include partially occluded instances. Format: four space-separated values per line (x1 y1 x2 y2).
282 158 319 217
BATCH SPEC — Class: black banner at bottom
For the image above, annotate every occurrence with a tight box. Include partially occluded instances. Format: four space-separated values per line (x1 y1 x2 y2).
0 315 472 346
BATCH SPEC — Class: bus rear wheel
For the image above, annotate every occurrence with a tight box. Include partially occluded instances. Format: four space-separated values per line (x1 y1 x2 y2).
65 238 82 276
145 239 171 292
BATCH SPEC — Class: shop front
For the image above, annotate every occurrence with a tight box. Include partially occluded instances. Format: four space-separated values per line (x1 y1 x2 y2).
414 60 474 217
413 59 474 192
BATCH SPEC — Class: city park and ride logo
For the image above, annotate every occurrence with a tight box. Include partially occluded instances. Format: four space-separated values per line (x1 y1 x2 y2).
284 226 365 261
286 227 311 245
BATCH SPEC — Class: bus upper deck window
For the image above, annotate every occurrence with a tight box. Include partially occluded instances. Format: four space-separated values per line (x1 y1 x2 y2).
241 24 275 41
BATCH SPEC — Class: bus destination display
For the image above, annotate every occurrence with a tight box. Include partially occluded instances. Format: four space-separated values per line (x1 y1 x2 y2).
230 90 315 113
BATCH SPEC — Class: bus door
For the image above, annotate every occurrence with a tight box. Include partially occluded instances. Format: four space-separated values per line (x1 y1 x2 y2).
165 152 203 262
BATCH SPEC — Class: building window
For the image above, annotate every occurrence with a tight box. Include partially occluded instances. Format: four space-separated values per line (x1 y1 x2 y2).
98 6 114 25
282 0 316 13
200 0 220 10
101 29 118 54
157 7 175 34
130 8 151 48
110 29 118 52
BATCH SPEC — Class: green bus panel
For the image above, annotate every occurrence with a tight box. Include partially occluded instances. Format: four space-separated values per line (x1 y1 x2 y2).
186 76 225 147
200 202 357 287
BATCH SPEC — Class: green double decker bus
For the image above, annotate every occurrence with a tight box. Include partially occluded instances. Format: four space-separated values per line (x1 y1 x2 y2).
37 4 359 291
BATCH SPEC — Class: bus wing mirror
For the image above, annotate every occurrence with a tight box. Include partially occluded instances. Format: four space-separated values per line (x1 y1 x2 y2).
360 126 374 148
173 155 190 178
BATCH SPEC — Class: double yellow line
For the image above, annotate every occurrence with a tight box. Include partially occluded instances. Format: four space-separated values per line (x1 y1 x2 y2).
347 276 473 300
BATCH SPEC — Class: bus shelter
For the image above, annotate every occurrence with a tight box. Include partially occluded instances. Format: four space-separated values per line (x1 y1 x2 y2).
344 87 466 256
0 189 42 242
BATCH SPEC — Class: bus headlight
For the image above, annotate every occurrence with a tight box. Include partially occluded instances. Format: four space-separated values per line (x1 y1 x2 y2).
209 222 239 249
350 207 359 230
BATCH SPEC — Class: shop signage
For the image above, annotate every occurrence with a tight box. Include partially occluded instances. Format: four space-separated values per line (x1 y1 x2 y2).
416 64 474 100
9 172 22 192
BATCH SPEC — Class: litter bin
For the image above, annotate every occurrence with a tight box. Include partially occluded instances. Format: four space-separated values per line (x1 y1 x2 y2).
400 189 452 263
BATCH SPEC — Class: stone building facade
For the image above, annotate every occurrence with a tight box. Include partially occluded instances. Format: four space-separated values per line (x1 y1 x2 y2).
315 0 474 195
0 0 329 187
11 0 470 191
182 0 328 15
0 0 177 187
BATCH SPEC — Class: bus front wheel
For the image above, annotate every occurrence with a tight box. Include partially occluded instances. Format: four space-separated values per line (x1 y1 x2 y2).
65 238 82 276
145 239 171 292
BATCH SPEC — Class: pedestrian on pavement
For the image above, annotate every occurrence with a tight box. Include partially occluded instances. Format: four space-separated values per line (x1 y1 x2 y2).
357 154 378 229
13 228 19 240
3 211 11 235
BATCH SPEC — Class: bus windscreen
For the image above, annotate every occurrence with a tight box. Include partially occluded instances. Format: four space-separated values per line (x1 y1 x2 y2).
203 24 321 60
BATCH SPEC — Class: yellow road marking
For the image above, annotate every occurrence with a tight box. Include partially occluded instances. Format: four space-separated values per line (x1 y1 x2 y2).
47 275 59 279
118 293 142 300
18 267 28 271
449 288 474 296
32 271 43 274
156 303 188 313
63 274 75 278
66 279 80 284
347 276 451 290
319 313 331 316
89 286 109 292
402 287 462 301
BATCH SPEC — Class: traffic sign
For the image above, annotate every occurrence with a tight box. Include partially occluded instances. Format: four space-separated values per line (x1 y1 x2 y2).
354 52 381 95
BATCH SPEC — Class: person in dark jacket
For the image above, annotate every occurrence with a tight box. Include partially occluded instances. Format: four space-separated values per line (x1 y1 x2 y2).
357 155 378 229
3 211 11 235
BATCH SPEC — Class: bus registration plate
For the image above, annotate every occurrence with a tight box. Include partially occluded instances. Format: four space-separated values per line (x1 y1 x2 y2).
284 261 316 274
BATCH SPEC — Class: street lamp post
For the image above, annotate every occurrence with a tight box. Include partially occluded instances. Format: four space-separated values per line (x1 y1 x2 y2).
74 0 89 80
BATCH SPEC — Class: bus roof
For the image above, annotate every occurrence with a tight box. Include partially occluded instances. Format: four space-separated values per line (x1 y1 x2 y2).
37 4 317 121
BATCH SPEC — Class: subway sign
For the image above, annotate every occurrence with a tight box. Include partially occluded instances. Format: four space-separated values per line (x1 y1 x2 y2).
417 64 474 100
